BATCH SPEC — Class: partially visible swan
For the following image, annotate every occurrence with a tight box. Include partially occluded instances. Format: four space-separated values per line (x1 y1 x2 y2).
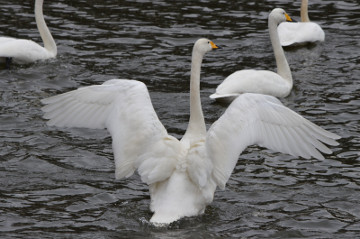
41 38 340 226
278 0 325 46
210 8 293 102
0 0 57 65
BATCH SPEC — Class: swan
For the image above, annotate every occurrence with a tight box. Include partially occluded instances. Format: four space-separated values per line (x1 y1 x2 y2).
0 0 56 65
210 8 293 102
41 38 340 226
278 0 325 46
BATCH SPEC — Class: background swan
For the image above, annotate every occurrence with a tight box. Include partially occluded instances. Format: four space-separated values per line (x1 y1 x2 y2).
210 8 293 102
278 0 325 46
41 38 339 226
0 0 56 65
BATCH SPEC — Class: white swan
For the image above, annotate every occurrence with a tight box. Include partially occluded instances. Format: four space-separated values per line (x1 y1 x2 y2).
210 8 293 102
41 38 340 226
0 0 56 65
278 0 325 46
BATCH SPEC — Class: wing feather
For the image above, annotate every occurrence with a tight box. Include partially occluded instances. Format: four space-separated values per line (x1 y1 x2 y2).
206 93 340 189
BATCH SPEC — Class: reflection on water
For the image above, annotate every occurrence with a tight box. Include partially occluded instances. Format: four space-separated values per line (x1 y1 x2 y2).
0 0 359 238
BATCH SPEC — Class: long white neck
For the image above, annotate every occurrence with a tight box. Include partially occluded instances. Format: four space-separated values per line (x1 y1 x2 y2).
301 0 310 22
268 16 292 86
183 49 206 142
35 0 57 56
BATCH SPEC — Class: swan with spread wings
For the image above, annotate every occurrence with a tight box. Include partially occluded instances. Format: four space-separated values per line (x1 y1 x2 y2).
41 38 339 226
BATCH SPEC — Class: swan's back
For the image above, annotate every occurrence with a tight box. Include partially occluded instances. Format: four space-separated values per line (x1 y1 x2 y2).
278 22 325 46
0 0 56 64
0 38 55 64
0 37 15 45
210 69 292 101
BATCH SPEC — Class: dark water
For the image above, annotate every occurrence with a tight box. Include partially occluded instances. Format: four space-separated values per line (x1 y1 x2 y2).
0 0 359 238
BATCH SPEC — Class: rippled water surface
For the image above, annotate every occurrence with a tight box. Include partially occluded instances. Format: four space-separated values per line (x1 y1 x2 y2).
1 0 359 238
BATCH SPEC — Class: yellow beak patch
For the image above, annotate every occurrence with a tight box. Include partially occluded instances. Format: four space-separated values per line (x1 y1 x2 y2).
285 13 293 22
210 41 219 49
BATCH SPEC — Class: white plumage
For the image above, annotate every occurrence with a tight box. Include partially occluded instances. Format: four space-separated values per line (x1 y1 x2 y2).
210 8 293 102
41 38 339 226
0 0 56 65
278 0 325 46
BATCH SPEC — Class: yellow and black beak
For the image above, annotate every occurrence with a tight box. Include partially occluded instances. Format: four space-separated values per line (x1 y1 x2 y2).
210 41 221 49
285 13 293 22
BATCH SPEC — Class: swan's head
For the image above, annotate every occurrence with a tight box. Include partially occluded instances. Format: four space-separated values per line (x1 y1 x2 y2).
269 8 293 25
193 38 220 55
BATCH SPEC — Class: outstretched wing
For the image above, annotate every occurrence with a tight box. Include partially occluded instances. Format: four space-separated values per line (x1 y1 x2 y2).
42 79 178 182
206 93 340 189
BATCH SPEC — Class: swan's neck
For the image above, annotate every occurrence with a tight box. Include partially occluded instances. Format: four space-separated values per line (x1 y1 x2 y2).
35 0 57 56
183 50 206 141
301 0 310 22
268 17 292 86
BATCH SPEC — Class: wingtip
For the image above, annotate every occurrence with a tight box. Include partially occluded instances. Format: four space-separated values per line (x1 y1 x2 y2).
40 98 49 104
209 93 217 99
209 93 240 104
333 134 341 140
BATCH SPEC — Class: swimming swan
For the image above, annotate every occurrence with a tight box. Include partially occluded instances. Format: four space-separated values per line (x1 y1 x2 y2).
0 0 56 65
278 0 325 46
41 38 339 225
210 8 293 102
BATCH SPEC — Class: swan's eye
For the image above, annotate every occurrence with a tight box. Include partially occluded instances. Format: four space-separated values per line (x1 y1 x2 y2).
208 41 210 44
